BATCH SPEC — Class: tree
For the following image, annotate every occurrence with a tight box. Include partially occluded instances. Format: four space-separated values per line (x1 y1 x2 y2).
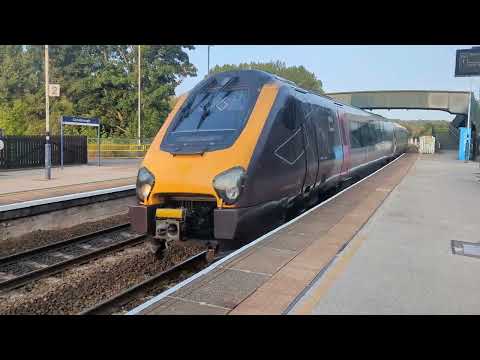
393 119 450 138
0 45 197 138
210 60 323 93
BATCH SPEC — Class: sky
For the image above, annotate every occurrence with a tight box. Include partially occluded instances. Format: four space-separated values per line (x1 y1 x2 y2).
175 45 480 121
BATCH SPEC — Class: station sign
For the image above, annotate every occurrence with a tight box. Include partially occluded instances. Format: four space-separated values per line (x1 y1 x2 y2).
49 84 60 97
455 47 480 77
61 116 100 127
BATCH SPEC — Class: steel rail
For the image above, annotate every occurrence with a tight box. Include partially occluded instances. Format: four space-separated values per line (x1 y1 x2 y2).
0 225 146 292
80 250 209 315
0 223 131 265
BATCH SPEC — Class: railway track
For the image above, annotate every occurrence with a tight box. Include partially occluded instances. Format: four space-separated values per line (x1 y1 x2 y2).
79 173 372 315
0 223 146 292
80 250 211 315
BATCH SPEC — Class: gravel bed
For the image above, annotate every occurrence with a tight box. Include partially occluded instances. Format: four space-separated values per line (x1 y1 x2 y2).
0 240 206 315
0 214 130 258
112 265 207 315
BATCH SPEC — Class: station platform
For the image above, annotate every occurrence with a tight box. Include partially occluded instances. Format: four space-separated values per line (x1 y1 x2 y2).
130 152 420 315
290 151 480 315
0 159 140 207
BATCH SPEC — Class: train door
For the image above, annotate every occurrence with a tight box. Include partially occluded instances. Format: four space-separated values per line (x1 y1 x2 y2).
366 121 377 163
392 126 397 155
337 106 350 176
297 95 318 196
328 107 344 179
384 122 394 156
310 103 337 187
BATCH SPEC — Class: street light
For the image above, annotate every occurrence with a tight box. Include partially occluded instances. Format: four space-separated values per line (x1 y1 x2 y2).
207 45 214 75
138 45 141 146
45 45 51 180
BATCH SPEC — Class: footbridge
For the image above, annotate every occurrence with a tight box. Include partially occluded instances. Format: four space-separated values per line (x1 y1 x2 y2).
325 90 479 157
325 90 476 119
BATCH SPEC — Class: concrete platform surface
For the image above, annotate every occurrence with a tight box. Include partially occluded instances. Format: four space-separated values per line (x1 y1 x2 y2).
290 151 480 314
0 159 140 205
133 153 417 315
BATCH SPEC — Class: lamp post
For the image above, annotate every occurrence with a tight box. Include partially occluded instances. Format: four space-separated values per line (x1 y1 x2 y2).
207 45 213 75
137 45 141 146
45 45 51 180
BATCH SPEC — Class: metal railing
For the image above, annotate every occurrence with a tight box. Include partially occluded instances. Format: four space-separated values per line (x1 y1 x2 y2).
448 124 460 139
87 138 153 159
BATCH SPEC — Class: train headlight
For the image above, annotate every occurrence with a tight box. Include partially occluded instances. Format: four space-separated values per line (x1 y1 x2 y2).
213 167 246 205
136 167 155 202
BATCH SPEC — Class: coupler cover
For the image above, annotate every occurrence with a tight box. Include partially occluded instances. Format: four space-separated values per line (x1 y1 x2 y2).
155 208 185 245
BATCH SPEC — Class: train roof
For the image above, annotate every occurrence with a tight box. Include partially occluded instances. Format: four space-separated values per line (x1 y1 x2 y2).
202 70 408 131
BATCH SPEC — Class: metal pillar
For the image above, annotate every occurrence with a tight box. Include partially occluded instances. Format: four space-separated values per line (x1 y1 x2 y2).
207 45 211 75
466 81 473 161
97 126 100 167
137 45 141 146
60 118 63 169
45 45 51 179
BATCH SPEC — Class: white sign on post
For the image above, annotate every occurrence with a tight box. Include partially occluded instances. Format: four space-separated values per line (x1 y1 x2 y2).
49 84 60 97
0 140 4 151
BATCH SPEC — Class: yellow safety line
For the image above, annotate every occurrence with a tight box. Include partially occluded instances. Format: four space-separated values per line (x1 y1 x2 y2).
292 234 369 315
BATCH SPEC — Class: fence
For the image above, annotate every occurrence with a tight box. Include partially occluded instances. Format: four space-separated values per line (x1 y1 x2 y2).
0 136 87 169
87 138 153 159
432 128 459 150
419 136 436 154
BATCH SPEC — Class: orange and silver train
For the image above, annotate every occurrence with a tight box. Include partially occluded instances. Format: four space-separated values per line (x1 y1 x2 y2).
129 70 408 250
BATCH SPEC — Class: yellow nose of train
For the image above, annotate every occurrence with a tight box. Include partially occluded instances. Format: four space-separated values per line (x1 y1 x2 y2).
140 83 279 208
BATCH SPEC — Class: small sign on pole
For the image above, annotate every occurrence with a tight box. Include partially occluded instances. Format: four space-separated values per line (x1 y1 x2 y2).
49 84 60 97
62 116 100 127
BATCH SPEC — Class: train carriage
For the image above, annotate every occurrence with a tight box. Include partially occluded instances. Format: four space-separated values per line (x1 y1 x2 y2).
130 70 409 252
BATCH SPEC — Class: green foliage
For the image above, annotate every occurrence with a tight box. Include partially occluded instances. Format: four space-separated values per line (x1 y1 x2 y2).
0 45 197 138
393 119 450 138
210 60 323 93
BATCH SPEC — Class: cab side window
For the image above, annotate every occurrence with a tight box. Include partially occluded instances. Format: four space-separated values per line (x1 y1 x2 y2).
280 96 302 131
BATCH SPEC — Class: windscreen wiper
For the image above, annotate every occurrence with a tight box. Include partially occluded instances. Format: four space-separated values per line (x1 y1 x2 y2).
195 76 239 130
178 77 218 118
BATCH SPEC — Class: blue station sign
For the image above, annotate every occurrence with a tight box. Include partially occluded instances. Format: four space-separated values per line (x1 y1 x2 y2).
62 116 100 127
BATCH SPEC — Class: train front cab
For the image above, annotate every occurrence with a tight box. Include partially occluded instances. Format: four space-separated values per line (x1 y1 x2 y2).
129 71 284 248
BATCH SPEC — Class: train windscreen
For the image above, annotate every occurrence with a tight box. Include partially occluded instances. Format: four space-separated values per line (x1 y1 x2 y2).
161 81 256 154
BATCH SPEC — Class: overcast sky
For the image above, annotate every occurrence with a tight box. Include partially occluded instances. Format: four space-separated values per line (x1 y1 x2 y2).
175 45 480 121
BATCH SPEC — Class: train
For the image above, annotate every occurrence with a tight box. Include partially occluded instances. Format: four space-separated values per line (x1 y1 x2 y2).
129 70 409 252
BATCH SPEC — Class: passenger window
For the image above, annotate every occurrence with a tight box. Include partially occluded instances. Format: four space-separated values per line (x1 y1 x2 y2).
359 122 370 146
349 121 362 149
328 116 335 132
281 97 297 131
